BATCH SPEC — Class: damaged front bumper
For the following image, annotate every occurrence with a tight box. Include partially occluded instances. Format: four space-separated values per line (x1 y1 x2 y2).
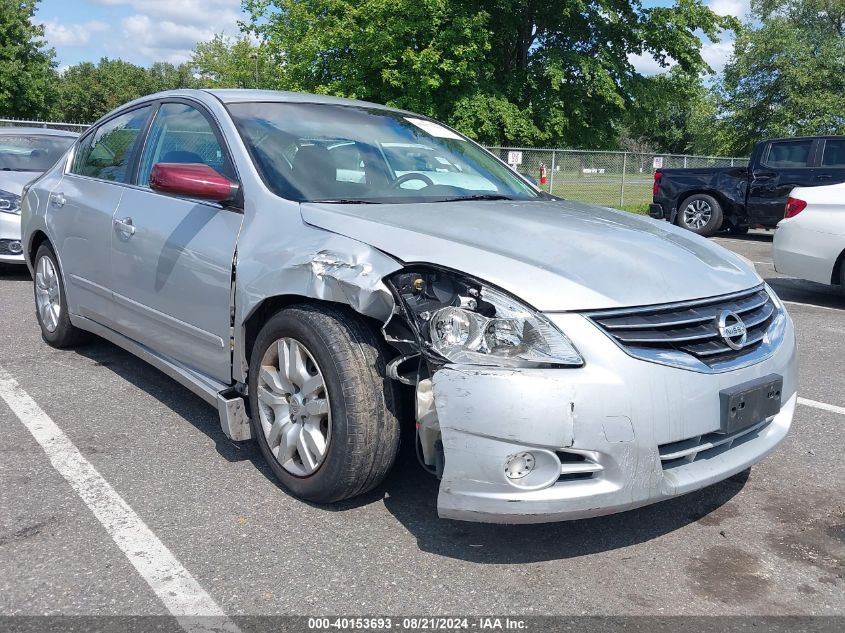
430 312 797 524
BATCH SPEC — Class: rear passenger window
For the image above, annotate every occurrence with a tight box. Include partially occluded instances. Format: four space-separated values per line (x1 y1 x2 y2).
137 102 232 186
821 140 845 167
71 106 152 182
765 140 813 168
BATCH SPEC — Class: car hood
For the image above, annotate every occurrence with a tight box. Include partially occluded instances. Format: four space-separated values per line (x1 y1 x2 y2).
0 171 37 195
300 199 762 311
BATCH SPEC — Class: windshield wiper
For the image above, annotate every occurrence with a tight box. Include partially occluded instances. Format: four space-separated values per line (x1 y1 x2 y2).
437 194 516 202
311 199 382 204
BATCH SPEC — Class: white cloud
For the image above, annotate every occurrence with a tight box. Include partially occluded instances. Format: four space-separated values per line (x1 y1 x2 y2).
707 0 751 18
701 39 736 74
85 0 242 63
628 52 676 76
44 20 110 47
120 15 224 64
91 0 242 28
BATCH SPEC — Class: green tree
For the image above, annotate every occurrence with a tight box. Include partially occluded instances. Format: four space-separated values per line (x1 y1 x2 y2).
54 58 200 123
147 62 200 93
242 0 735 148
622 69 731 155
719 0 845 154
54 58 151 122
192 34 271 88
0 0 57 118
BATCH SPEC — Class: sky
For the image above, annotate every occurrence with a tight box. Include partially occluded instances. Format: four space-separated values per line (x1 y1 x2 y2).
36 0 751 75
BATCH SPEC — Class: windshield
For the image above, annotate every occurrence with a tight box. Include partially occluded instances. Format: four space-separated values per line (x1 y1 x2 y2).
227 102 540 203
0 134 75 172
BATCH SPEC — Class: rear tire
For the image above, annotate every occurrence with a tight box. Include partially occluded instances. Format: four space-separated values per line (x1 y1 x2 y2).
33 243 88 348
248 303 401 503
677 194 723 237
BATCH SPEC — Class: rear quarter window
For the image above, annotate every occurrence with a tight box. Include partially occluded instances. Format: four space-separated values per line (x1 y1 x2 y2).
764 140 813 168
821 139 845 168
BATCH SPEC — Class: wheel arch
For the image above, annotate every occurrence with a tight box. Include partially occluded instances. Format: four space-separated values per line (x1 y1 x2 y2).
241 295 391 369
27 230 50 270
831 247 845 286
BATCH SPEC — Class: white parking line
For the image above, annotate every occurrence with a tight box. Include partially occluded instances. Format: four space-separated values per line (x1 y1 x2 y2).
0 366 239 633
798 397 845 416
783 300 843 312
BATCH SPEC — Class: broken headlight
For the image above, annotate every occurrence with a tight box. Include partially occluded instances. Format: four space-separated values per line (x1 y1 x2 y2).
388 267 583 367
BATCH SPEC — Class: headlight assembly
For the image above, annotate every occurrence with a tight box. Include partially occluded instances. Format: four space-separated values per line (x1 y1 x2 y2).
0 190 21 215
387 267 583 367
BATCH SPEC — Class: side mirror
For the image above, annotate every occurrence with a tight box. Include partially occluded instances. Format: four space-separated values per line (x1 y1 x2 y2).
150 163 238 203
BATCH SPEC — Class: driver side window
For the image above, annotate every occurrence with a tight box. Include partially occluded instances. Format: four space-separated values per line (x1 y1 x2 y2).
138 102 232 186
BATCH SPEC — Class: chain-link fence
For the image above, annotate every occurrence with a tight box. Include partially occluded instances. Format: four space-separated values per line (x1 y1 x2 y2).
0 118 747 210
0 117 90 134
485 147 748 211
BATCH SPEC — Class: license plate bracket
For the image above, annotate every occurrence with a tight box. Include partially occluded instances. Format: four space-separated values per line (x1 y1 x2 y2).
719 374 783 434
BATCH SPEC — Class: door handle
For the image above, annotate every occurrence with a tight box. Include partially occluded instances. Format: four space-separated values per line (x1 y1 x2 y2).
114 217 136 237
49 192 66 208
816 174 833 180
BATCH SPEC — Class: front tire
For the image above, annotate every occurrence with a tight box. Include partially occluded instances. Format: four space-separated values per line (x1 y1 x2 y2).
248 304 400 503
677 194 723 237
33 243 88 348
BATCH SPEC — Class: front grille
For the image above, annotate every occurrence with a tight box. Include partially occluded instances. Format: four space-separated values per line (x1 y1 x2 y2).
658 419 772 470
589 286 776 367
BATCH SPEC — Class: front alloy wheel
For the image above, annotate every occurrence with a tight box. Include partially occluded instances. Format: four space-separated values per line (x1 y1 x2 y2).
248 304 401 503
256 337 331 476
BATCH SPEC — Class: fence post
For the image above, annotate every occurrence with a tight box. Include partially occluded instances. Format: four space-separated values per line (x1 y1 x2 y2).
549 150 556 195
684 156 688 168
620 152 627 208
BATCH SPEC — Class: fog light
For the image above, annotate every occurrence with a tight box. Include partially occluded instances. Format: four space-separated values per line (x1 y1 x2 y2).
8 240 22 254
504 452 535 480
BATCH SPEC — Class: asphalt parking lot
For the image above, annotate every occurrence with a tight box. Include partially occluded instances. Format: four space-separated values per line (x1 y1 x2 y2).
0 230 843 623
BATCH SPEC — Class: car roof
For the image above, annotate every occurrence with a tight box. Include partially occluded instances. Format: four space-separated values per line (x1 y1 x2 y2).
0 127 79 138
765 135 845 142
117 88 408 115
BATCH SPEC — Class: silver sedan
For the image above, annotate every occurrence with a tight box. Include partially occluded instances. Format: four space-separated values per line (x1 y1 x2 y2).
21 90 797 523
0 128 76 264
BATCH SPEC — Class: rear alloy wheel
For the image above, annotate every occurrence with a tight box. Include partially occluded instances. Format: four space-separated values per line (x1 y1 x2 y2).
678 194 723 237
248 304 400 503
33 243 88 348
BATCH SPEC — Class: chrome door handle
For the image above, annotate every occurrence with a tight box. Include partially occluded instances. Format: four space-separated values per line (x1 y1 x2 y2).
49 192 66 208
114 217 136 237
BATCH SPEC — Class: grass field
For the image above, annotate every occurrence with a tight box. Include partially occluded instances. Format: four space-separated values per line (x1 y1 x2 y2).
544 178 652 213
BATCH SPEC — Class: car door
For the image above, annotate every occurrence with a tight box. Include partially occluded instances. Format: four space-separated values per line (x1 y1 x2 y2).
747 138 819 225
51 106 153 326
810 138 845 188
110 100 243 383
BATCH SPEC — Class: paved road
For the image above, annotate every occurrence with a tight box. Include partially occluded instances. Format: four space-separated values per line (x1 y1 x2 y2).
0 230 843 620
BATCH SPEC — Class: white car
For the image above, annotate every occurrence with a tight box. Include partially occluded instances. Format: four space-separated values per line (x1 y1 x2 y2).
774 183 845 290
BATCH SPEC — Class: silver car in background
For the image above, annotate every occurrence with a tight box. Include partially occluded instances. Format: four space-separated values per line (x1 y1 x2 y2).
0 128 77 264
21 90 797 523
